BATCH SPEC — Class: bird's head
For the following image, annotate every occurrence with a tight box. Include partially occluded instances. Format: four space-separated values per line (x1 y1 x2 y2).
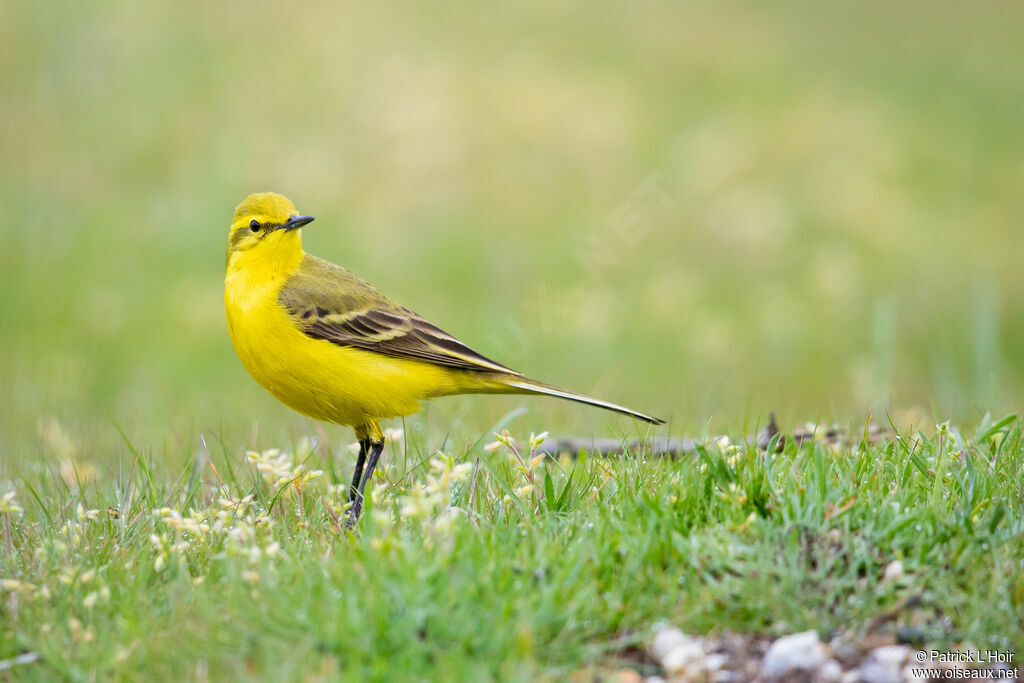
226 192 314 268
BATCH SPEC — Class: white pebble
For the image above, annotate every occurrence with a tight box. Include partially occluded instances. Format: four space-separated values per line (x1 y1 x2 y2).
869 645 909 672
650 627 689 661
883 560 904 581
818 658 843 682
703 653 728 671
761 630 827 676
661 639 704 674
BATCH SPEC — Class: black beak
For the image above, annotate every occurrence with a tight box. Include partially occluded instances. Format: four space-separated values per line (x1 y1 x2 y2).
282 215 315 231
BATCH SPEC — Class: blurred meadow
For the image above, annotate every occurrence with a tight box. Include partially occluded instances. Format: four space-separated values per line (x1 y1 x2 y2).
4 1 1024 678
3 1 1024 462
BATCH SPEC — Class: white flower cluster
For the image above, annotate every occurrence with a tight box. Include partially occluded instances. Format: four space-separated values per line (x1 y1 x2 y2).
246 448 323 495
485 430 551 508
372 452 473 551
150 486 279 582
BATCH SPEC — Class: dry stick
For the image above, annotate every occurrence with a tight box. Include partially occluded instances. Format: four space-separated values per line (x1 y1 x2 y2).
322 497 344 536
542 415 886 458
0 652 40 672
543 436 697 458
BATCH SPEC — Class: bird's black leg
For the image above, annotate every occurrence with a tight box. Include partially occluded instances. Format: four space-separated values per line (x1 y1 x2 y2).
346 438 385 525
347 438 370 506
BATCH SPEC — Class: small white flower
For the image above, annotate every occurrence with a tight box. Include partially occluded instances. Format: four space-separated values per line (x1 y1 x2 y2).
715 436 737 455
0 491 23 515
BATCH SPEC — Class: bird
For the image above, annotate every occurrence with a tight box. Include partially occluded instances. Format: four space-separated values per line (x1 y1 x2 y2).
224 192 665 523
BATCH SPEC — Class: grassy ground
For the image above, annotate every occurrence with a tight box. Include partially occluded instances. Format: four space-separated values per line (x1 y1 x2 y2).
2 417 1023 679
4 0 1024 679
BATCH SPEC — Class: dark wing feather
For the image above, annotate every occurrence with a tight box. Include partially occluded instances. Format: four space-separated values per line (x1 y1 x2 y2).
279 255 519 375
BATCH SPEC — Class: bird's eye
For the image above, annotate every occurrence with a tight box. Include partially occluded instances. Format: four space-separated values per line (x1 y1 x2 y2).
250 219 261 232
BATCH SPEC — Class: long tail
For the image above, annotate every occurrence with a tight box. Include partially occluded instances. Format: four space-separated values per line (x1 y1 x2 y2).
502 378 666 425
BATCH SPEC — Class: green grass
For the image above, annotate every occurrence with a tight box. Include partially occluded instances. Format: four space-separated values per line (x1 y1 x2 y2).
4 0 1024 678
2 416 1022 679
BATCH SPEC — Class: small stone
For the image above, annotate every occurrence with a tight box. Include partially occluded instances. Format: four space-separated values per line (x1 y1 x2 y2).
645 677 667 683
857 660 900 683
650 627 705 675
870 645 909 670
661 639 704 674
883 560 904 581
703 653 728 671
855 646 909 683
859 645 909 683
761 630 827 676
650 627 689 661
818 659 843 682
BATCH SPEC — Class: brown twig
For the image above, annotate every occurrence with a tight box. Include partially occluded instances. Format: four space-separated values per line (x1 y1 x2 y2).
541 414 887 458
322 497 344 536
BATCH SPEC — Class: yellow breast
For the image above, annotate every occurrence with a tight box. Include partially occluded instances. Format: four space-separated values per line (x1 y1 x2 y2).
224 257 460 428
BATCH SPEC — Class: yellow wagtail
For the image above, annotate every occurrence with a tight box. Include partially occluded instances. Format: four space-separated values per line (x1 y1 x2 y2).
224 192 664 522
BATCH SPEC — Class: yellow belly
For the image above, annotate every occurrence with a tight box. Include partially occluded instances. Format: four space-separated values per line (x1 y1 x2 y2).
225 276 461 428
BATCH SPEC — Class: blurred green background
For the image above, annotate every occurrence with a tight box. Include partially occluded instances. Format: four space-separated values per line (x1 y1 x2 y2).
2 1 1023 463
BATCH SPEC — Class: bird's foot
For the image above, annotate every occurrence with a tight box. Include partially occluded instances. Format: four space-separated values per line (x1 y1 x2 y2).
343 438 385 528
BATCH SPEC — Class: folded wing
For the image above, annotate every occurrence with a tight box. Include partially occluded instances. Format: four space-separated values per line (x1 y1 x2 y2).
279 255 519 375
